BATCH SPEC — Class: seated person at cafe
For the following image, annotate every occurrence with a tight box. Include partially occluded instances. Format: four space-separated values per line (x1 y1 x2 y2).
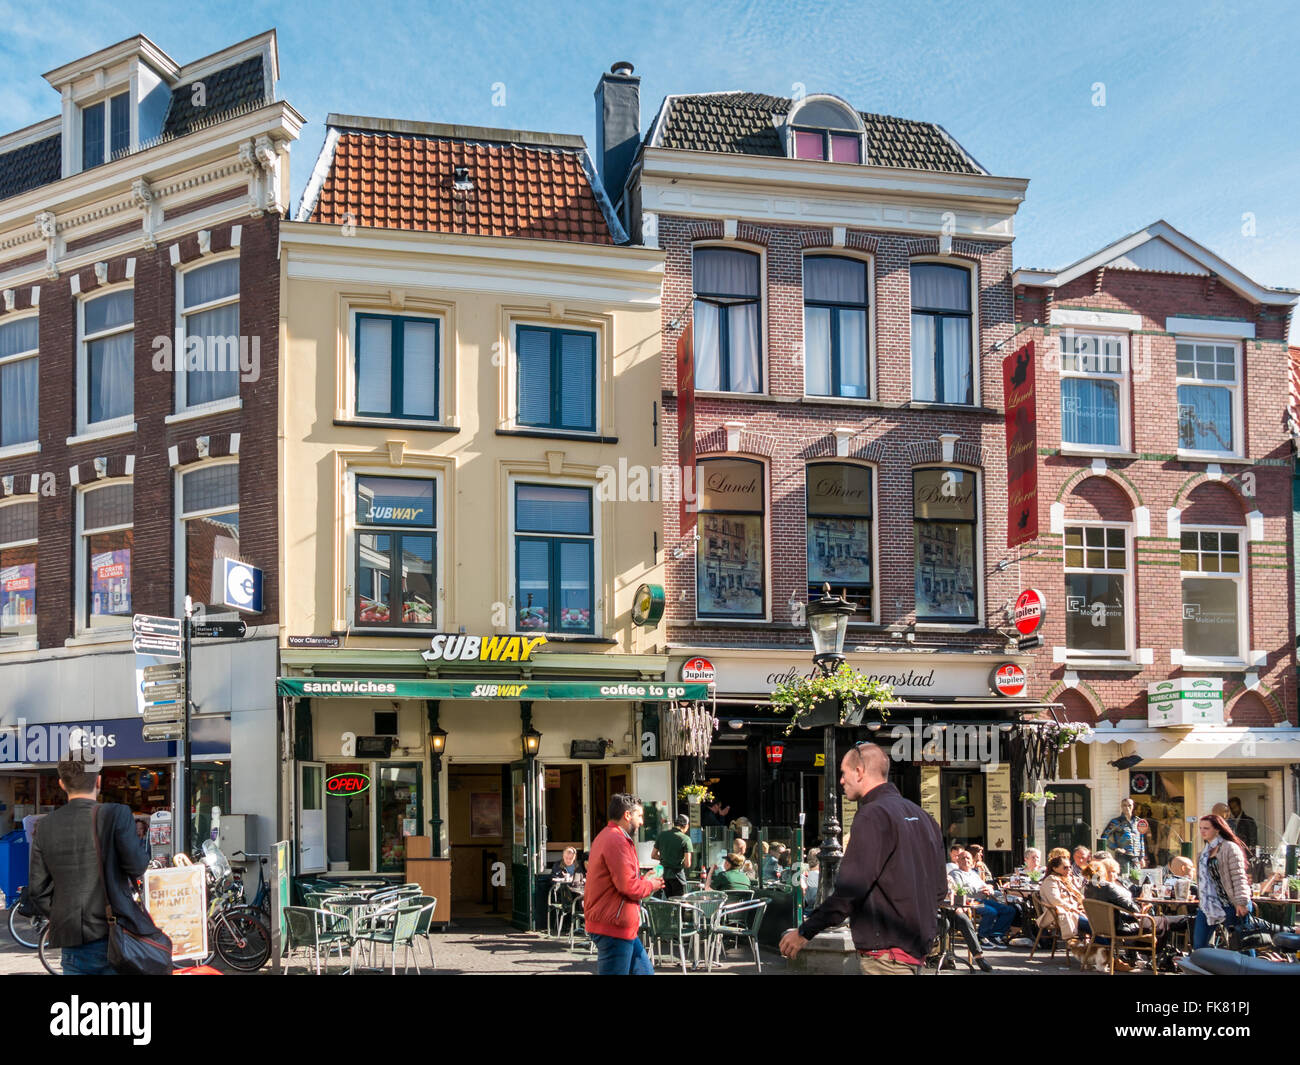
1084 857 1189 962
551 846 585 880
762 842 788 882
1070 846 1091 887
949 849 1017 946
946 842 964 873
711 853 753 892
1166 855 1197 897
1017 847 1043 878
969 843 993 882
1040 855 1091 938
941 882 994 972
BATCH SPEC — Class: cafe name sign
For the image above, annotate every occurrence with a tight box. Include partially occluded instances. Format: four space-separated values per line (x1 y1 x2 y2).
421 633 548 663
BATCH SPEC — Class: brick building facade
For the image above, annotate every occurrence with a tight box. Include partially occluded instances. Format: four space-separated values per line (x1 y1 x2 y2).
1011 221 1300 862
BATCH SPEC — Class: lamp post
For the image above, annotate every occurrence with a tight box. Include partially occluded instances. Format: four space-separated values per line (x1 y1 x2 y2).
426 700 447 858
805 584 855 907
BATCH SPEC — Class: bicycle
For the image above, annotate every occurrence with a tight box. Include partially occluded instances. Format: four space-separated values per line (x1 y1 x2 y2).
233 850 272 920
37 925 65 975
6 885 46 950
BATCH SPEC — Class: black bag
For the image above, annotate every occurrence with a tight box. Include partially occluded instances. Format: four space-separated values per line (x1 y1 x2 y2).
92 807 174 975
1227 913 1274 952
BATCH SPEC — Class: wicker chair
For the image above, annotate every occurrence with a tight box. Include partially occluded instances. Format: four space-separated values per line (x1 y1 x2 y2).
1082 899 1159 974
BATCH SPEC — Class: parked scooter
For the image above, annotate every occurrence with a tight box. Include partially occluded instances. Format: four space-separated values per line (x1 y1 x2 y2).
1177 932 1300 974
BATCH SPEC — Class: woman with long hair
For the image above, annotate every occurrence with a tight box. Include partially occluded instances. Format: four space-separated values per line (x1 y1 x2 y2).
1192 812 1252 949
1039 854 1090 937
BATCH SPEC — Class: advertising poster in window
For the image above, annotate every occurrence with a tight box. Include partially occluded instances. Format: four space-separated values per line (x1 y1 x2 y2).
91 549 131 616
986 765 1012 851
0 563 35 627
143 863 208 961
697 513 763 616
914 523 975 617
1002 341 1037 548
470 792 501 838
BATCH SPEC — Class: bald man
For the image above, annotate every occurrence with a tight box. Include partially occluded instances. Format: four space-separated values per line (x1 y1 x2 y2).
780 743 947 975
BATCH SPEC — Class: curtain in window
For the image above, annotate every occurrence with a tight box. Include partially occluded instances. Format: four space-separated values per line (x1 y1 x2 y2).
804 258 865 304
0 318 37 358
839 309 867 397
1061 378 1119 446
729 303 760 392
804 306 832 394
402 322 438 418
516 484 591 534
185 303 240 406
88 332 133 424
694 249 759 296
517 327 551 425
0 357 37 446
692 300 720 390
911 314 937 400
184 260 240 308
911 264 969 310
84 291 133 334
1177 384 1232 451
357 318 392 414
940 317 972 403
559 331 595 429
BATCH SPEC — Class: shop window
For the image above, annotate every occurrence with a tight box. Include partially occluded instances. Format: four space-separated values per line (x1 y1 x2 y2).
79 482 133 630
177 258 240 410
806 462 872 619
355 313 439 420
1131 771 1185 866
1180 527 1244 661
1063 524 1129 656
1059 332 1127 450
0 500 37 638
0 315 38 447
695 457 765 619
516 325 596 432
693 247 762 393
910 263 973 404
1177 340 1240 455
177 463 239 616
79 287 134 431
354 475 437 627
514 483 594 633
804 256 869 398
192 764 231 845
377 764 422 872
912 468 977 621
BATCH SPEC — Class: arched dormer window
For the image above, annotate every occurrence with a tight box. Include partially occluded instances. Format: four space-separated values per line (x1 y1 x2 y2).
787 95 864 163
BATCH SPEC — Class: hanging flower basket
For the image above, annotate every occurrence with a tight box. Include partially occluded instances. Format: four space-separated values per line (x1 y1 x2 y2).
770 665 894 736
1020 790 1056 808
1046 722 1093 752
677 784 713 804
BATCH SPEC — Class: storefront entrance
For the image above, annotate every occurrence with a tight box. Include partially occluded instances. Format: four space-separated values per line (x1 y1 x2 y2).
447 763 510 909
297 760 424 875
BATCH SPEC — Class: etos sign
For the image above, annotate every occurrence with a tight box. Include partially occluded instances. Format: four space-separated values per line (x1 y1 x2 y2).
325 772 371 797
1012 589 1046 636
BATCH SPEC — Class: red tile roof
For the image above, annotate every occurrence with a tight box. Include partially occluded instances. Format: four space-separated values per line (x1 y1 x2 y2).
308 131 615 244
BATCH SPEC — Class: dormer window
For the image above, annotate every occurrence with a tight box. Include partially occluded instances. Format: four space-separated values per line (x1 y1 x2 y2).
82 91 131 170
787 96 865 163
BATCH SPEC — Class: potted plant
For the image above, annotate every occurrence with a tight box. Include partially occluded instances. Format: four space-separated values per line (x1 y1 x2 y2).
1046 722 1093 751
1289 876 1300 901
770 665 894 736
1019 790 1056 809
677 784 713 806
1027 869 1044 884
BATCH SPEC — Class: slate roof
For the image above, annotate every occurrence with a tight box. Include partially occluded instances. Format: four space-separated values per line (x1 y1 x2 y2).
307 130 616 244
654 92 984 174
0 133 62 201
162 54 266 139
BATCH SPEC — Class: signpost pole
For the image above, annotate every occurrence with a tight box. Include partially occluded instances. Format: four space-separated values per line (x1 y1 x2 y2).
182 595 194 858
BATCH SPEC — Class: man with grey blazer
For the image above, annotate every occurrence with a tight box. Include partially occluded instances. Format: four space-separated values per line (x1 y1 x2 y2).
28 758 152 975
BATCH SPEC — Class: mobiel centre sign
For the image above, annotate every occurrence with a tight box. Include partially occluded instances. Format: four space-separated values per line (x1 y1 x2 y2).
686 651 1028 700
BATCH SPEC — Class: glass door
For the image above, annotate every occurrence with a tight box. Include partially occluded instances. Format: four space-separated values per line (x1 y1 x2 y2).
376 763 423 873
297 762 326 874
509 761 535 930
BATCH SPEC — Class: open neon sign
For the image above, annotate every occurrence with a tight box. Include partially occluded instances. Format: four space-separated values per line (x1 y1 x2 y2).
326 772 371 796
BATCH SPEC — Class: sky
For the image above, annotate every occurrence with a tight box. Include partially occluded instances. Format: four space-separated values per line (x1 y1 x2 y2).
2 0 1297 338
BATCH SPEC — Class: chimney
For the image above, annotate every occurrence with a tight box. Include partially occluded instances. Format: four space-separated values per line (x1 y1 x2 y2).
594 61 640 212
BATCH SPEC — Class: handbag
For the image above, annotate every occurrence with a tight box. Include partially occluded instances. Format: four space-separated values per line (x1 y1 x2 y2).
1227 912 1274 952
92 806 174 975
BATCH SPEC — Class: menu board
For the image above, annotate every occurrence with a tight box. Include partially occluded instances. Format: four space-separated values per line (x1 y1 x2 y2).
920 767 942 827
986 765 1013 851
143 864 208 961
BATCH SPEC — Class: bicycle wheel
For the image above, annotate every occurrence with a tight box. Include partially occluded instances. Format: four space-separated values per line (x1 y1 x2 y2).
38 926 66 975
8 902 44 950
213 908 271 971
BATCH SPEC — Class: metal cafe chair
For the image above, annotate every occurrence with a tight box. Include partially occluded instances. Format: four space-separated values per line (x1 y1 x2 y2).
352 902 433 975
282 906 353 975
644 898 704 974
709 898 768 972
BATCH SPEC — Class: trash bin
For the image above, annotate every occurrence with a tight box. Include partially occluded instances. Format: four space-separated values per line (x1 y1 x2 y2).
0 829 30 904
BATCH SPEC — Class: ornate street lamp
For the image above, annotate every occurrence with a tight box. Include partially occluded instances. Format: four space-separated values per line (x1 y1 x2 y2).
426 703 447 857
522 725 542 759
804 583 855 906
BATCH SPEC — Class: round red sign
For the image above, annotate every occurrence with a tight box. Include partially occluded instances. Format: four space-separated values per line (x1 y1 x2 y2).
1136 818 1149 833
991 662 1027 697
1013 588 1046 636
681 656 716 684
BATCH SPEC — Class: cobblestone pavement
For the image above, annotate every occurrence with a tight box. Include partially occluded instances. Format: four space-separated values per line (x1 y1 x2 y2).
1 909 1106 976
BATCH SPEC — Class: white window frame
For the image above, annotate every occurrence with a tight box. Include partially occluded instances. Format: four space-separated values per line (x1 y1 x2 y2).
175 252 241 416
346 307 445 424
0 498 38 643
344 467 443 632
806 460 879 625
507 474 602 635
908 257 981 407
911 465 983 628
690 242 768 398
1178 524 1247 666
75 479 133 636
174 459 240 620
801 252 876 403
0 312 39 451
77 283 135 436
78 89 131 172
507 318 602 435
1062 521 1134 659
1175 337 1243 460
1057 330 1130 453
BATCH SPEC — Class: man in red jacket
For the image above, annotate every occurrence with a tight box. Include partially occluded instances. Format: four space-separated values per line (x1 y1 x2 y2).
584 793 663 974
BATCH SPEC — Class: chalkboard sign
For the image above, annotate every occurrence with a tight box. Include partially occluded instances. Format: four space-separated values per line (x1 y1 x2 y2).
569 740 606 759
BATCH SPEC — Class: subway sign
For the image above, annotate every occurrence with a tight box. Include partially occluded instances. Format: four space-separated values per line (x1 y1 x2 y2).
421 633 548 663
326 772 371 796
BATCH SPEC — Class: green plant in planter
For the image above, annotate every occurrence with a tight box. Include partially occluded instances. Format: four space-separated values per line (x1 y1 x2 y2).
1288 876 1300 897
1019 790 1057 804
1047 722 1093 751
769 664 894 736
677 784 714 804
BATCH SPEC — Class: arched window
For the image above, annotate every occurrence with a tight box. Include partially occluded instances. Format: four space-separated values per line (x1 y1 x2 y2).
788 97 863 163
804 257 869 398
806 463 872 618
696 457 764 619
913 467 977 621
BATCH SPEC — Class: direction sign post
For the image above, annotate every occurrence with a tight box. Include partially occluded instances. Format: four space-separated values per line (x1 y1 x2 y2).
191 620 247 640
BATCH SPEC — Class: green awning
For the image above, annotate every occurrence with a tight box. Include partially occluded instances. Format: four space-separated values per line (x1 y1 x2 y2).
276 677 710 701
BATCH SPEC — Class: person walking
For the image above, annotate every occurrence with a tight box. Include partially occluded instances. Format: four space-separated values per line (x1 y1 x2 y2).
584 793 664 975
1192 813 1253 949
651 814 693 898
779 744 947 975
27 758 153 975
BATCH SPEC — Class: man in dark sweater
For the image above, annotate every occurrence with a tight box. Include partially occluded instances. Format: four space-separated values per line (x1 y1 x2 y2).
779 743 947 974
